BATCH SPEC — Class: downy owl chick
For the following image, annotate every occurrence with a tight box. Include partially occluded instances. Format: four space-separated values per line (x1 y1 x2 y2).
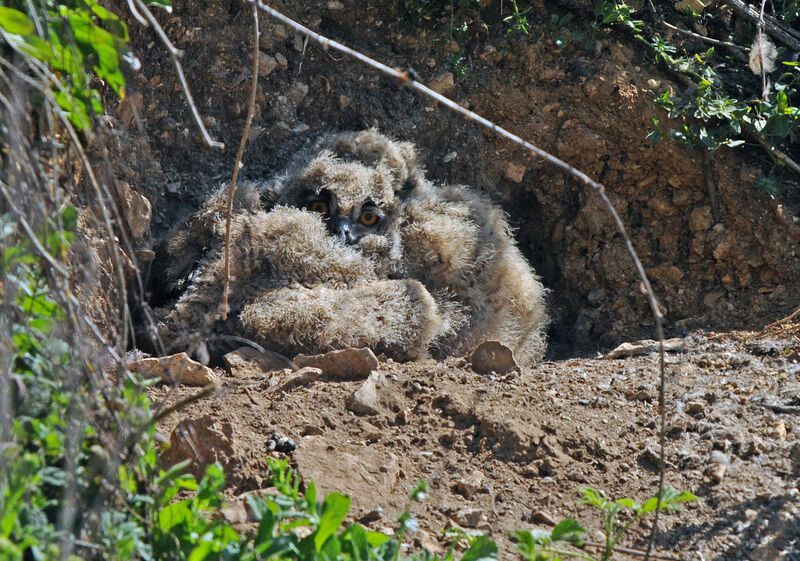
147 129 548 365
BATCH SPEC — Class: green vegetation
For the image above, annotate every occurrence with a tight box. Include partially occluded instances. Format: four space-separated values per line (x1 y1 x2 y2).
512 487 698 561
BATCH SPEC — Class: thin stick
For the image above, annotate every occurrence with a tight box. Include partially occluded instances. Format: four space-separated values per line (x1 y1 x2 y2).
132 0 224 150
758 0 768 100
248 4 670 557
750 132 800 175
583 541 686 561
764 304 800 328
222 3 260 320
659 20 748 52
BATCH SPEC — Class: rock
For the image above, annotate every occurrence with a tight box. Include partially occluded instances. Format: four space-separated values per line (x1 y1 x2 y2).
294 436 400 510
429 72 454 94
706 450 729 484
339 95 352 109
470 341 520 375
275 52 288 69
454 508 486 528
396 407 411 425
130 353 216 386
161 415 234 478
276 367 323 393
503 161 527 183
258 53 277 77
327 0 344 9
646 265 684 284
223 346 293 378
301 424 324 436
221 499 249 525
455 470 485 499
116 92 144 127
685 401 705 415
706 462 726 484
772 419 787 440
604 338 685 358
294 347 379 379
689 206 713 233
530 510 557 526
347 372 386 415
117 182 152 239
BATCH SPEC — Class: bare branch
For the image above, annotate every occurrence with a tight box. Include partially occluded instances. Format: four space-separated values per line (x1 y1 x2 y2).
222 3 260 320
132 0 224 150
659 20 748 52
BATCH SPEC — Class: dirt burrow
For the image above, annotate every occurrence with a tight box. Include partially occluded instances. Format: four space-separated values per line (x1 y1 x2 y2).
151 324 800 560
108 0 800 356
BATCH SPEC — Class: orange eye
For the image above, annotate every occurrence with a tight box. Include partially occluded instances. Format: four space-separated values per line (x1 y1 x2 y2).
309 201 329 215
359 210 379 227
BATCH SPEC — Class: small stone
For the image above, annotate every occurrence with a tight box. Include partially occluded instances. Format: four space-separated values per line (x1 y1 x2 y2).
275 52 288 69
220 499 249 525
295 347 379 379
301 424 324 436
503 161 527 183
706 462 726 484
130 353 216 386
271 24 289 41
327 0 344 9
223 346 293 378
605 338 685 358
455 508 486 528
276 367 323 393
116 92 144 127
429 72 455 94
347 372 386 415
530 510 557 526
455 470 485 499
689 206 713 233
685 401 705 415
632 389 652 402
135 249 156 263
773 419 787 440
258 52 277 77
339 95 352 109
470 341 520 375
396 407 411 425
117 182 152 239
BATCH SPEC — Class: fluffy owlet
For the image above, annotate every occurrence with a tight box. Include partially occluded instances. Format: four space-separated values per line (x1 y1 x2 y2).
146 129 548 366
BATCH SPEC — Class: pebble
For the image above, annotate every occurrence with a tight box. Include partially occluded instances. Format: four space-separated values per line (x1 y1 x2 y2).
455 470 485 499
470 341 520 375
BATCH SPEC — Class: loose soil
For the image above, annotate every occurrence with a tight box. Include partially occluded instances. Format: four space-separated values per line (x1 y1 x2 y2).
106 0 800 559
151 324 800 560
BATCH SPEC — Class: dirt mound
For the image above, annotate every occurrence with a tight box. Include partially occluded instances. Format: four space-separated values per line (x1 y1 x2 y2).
151 324 800 559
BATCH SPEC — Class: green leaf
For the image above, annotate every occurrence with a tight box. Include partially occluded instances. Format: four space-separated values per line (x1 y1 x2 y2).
158 499 190 532
60 207 78 231
143 0 173 12
578 487 606 508
314 492 350 551
460 534 498 561
0 7 34 36
550 518 585 545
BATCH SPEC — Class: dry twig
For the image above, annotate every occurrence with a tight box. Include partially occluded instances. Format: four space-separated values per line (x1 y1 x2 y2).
660 20 748 52
132 0 224 150
222 3 260 321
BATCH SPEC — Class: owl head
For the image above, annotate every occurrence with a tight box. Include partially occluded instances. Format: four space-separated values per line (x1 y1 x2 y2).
272 129 428 268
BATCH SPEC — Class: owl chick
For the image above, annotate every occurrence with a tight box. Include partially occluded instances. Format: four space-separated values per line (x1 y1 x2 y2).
146 129 548 366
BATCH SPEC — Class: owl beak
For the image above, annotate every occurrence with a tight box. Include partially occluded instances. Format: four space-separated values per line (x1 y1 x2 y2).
332 217 356 245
